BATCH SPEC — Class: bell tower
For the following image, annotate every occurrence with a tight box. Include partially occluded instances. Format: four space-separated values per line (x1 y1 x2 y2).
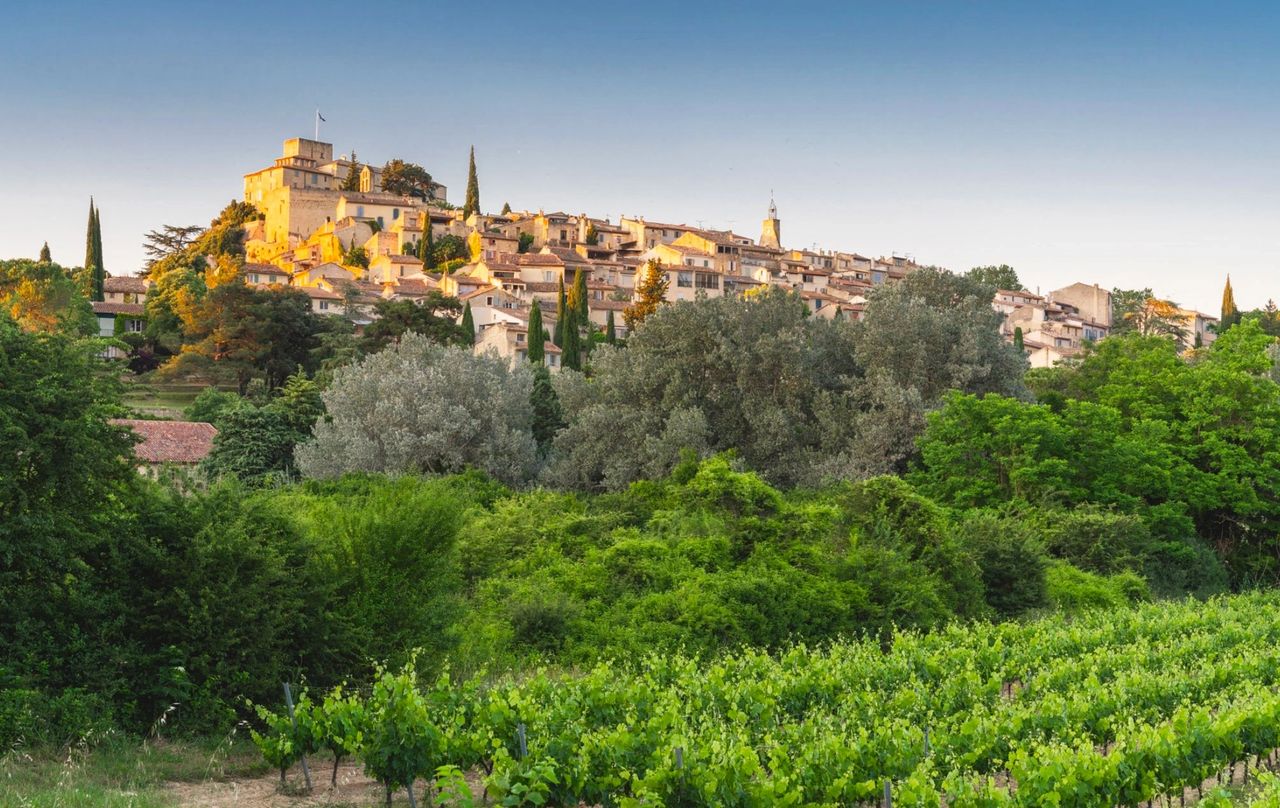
759 195 781 249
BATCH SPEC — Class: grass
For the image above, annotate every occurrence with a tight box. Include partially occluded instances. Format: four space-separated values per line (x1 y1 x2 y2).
120 379 224 420
0 733 269 808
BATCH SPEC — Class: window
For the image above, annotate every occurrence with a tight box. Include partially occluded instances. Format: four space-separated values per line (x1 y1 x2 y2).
677 272 693 288
803 274 814 284
249 274 260 284
695 273 719 290
486 296 494 306
126 318 144 333
544 271 554 282
392 209 400 220
357 206 365 218
516 332 525 343
319 301 330 311
560 229 567 241
548 354 558 366
377 216 385 228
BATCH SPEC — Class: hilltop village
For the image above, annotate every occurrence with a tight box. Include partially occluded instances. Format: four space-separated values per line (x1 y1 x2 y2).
88 136 1222 372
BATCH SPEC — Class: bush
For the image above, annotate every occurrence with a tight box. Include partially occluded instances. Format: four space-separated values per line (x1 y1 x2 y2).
955 511 1048 618
1044 561 1149 611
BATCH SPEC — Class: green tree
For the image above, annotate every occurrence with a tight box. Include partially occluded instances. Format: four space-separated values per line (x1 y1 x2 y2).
341 151 363 192
38 242 50 263
379 159 433 199
518 233 534 254
1221 275 1241 332
343 241 370 269
83 198 106 302
0 258 96 335
530 364 563 454
501 201 512 215
417 223 434 268
573 268 589 327
1013 326 1024 351
965 264 1021 292
201 402 302 485
562 310 581 371
623 260 668 332
361 294 469 353
584 222 599 245
554 277 567 347
432 234 468 266
463 145 480 218
527 301 545 365
605 309 616 344
855 266 1028 404
460 301 475 346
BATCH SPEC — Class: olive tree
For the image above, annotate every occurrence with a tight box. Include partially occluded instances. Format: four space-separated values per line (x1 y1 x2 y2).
297 333 538 484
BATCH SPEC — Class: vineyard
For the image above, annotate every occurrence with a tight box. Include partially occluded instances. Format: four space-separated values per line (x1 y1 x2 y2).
253 593 1280 807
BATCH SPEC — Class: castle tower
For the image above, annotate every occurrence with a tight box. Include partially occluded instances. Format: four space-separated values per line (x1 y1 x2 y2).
759 196 781 249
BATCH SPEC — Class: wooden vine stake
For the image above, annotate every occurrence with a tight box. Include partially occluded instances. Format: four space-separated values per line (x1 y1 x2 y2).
282 682 312 791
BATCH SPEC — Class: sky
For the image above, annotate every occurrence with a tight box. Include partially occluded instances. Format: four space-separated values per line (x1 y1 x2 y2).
2 0 1278 312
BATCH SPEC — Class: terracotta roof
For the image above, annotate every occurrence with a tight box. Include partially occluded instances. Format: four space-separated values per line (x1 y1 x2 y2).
590 299 631 311
243 263 290 276
303 286 342 300
92 301 145 316
523 281 560 293
110 419 217 464
104 275 149 293
518 253 565 267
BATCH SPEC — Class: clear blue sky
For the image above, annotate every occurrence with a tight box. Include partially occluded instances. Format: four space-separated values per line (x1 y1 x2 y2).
3 0 1278 312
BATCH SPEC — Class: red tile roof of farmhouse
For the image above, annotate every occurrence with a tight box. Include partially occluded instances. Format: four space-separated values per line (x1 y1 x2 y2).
91 301 145 316
103 275 149 293
110 419 218 464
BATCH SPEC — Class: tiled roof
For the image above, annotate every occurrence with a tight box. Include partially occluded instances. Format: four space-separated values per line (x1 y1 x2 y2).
104 275 149 293
518 253 565 267
110 419 217 464
92 301 145 316
522 281 561 293
243 263 290 276
303 286 342 300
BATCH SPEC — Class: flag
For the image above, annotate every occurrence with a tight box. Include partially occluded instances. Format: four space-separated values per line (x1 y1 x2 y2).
318 111 327 122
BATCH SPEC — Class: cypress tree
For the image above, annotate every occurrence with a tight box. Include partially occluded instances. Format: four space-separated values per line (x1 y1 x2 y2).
460 301 475 345
94 211 106 302
1221 275 1240 331
606 309 616 344
38 242 51 263
463 146 480 218
573 269 589 327
562 311 581 371
554 277 567 347
1013 326 1024 352
528 301 545 364
501 201 512 215
420 223 436 269
529 365 563 454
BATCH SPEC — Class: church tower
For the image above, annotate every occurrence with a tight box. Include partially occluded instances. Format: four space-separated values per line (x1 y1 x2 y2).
759 196 781 249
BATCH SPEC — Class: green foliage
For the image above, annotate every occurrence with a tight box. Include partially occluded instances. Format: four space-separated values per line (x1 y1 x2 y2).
954 511 1048 617
433 234 470 266
184 387 240 425
361 294 468 353
529 365 562 455
200 401 303 485
380 159 434 199
965 264 1020 291
527 301 545 365
0 258 96 335
517 233 534 254
460 301 475 346
343 242 369 268
1044 561 1149 611
362 662 443 802
463 146 480 218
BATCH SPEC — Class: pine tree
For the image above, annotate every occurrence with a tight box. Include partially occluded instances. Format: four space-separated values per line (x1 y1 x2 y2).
605 309 616 344
463 146 480 218
38 242 51 263
623 259 669 332
1221 275 1240 331
460 301 475 345
573 269 589 327
529 364 563 454
527 301 545 364
501 201 512 215
554 278 567 347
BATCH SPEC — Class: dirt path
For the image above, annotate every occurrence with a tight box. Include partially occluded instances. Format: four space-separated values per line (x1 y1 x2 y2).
165 759 394 807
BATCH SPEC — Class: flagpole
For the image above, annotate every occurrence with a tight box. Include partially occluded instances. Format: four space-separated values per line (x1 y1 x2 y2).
315 107 319 141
